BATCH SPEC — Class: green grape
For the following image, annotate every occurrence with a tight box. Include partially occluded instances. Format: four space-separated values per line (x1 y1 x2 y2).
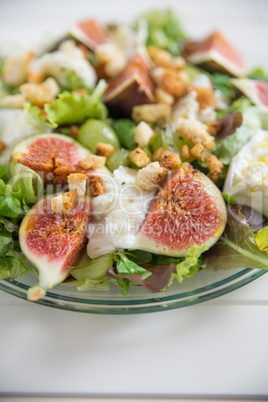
78 119 120 153
106 149 130 172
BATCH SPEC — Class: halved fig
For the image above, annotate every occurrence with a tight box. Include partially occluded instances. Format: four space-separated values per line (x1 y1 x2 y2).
69 19 108 50
231 78 268 110
10 133 110 187
184 31 247 77
104 52 155 117
19 194 92 301
134 163 227 257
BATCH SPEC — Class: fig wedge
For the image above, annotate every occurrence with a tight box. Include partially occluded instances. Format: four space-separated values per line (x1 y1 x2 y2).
19 194 92 301
10 133 110 186
104 52 155 117
184 31 247 77
134 163 227 257
70 19 108 50
231 78 268 110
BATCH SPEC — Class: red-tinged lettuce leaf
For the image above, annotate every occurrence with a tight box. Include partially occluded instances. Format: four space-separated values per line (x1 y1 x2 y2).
202 205 268 271
107 263 176 293
240 205 268 232
215 112 243 140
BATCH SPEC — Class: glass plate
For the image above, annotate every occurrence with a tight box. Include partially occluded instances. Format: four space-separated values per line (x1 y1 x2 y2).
0 268 266 314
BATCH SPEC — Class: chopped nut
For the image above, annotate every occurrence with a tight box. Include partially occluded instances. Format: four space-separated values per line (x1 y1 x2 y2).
0 140 6 155
132 103 171 123
27 70 46 84
151 67 165 86
161 69 185 98
0 94 26 109
155 88 174 105
133 121 154 148
20 77 59 107
190 143 208 160
207 120 222 136
2 51 34 86
67 173 87 196
89 176 105 196
205 154 224 182
147 46 173 67
188 85 215 109
152 147 164 162
176 119 215 150
159 150 181 170
96 142 115 157
170 57 186 70
181 144 190 160
80 154 106 170
51 191 77 214
69 125 79 138
129 147 150 168
135 162 167 191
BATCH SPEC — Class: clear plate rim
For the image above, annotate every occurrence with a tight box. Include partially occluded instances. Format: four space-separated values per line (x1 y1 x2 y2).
0 268 266 314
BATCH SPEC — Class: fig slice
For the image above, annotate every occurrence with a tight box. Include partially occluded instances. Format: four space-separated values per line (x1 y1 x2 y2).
104 52 155 117
69 19 108 50
19 194 92 300
134 163 227 257
10 133 110 187
231 78 268 110
184 31 247 77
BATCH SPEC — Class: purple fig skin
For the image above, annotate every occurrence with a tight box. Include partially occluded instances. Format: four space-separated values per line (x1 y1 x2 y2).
104 52 155 117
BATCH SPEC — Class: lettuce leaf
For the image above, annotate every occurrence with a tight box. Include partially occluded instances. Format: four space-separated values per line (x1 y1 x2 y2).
138 9 185 56
202 206 268 271
248 67 268 83
25 80 108 128
212 73 235 101
0 223 35 280
0 163 43 217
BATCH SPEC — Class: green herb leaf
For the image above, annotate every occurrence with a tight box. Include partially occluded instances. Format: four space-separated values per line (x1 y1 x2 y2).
116 252 152 280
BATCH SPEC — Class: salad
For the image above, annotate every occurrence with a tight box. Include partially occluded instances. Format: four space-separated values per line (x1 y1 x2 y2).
0 9 268 302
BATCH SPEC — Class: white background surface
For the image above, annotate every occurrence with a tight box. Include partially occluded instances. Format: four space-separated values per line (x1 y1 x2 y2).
1 0 268 400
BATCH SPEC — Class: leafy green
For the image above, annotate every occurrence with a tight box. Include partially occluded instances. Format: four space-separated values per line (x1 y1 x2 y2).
138 9 185 56
112 119 137 150
25 80 108 128
168 244 207 285
222 192 237 206
0 224 35 280
64 70 90 91
248 67 268 83
213 125 256 166
0 163 43 218
114 252 152 280
202 206 268 271
212 73 235 100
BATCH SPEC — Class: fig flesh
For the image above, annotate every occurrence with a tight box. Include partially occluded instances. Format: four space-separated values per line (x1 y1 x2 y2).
70 19 107 50
134 163 227 257
10 133 110 187
19 194 92 300
231 78 268 110
104 52 155 117
184 31 247 77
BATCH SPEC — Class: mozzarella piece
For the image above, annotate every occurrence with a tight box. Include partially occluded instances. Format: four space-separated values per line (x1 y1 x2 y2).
223 129 268 215
87 166 155 258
